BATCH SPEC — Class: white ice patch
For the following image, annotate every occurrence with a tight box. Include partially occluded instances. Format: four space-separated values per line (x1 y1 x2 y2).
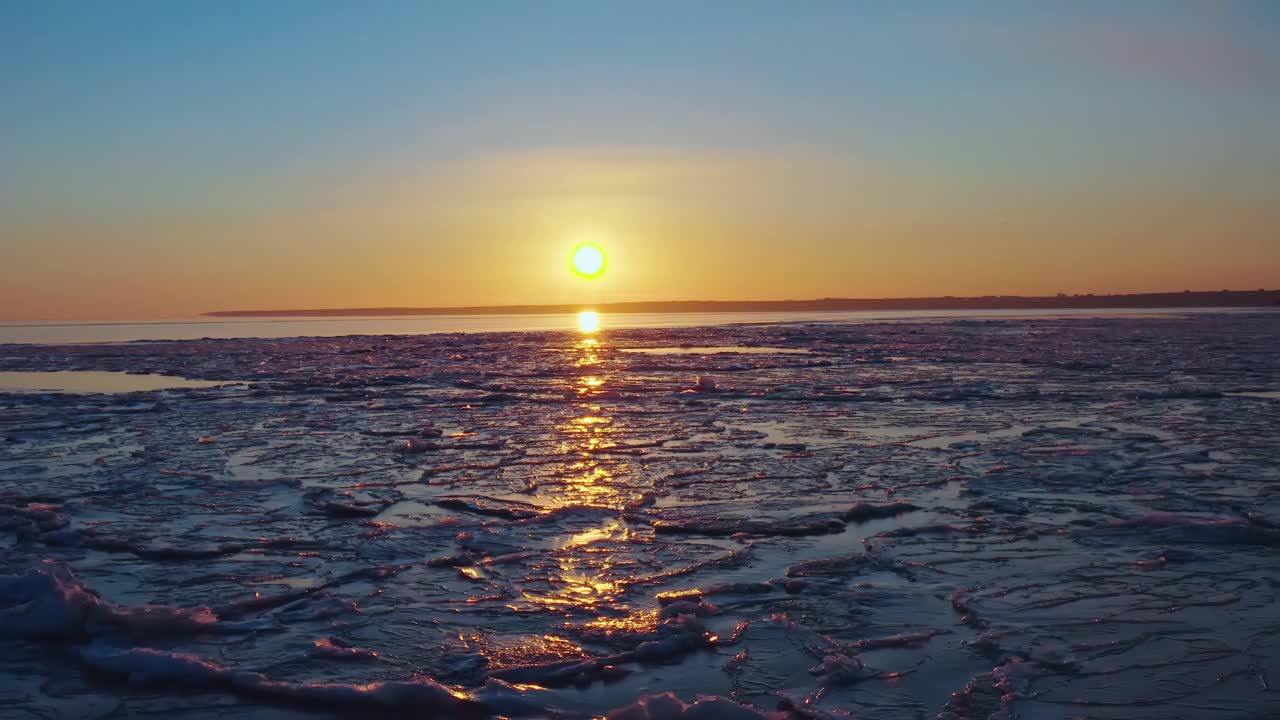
0 565 220 638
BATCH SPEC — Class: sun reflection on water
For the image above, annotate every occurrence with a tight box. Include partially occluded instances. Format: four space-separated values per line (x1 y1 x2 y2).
579 609 660 635
514 519 637 613
501 322 655 631
458 630 587 671
577 310 600 333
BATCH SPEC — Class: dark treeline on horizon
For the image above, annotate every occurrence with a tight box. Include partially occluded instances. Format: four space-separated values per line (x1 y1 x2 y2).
207 289 1280 318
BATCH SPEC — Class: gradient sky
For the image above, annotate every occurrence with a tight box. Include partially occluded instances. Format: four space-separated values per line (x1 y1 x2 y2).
3 1 1279 320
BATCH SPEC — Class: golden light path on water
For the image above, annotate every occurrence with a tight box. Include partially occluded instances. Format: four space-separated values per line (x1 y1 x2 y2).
503 310 663 651
451 308 707 676
560 316 624 510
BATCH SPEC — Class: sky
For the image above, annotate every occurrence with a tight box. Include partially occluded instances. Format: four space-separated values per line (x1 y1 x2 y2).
2 1 1279 321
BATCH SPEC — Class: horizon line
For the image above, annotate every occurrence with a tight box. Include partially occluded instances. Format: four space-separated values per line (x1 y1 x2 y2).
205 288 1280 318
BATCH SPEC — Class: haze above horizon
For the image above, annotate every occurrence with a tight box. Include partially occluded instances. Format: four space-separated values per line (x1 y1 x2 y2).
3 1 1279 321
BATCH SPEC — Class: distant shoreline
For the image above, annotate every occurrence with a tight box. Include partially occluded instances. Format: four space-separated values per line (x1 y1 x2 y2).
207 290 1280 317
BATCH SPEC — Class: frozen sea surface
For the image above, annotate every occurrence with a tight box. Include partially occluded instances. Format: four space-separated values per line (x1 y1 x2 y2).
1 314 1279 719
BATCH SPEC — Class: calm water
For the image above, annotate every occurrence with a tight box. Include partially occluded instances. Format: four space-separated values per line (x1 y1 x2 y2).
0 307 1268 344
0 371 243 394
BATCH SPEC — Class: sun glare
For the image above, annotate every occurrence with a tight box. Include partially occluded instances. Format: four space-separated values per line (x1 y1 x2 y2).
571 244 606 279
578 311 600 333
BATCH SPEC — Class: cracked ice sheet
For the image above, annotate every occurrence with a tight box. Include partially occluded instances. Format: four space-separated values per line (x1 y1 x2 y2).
0 313 1278 718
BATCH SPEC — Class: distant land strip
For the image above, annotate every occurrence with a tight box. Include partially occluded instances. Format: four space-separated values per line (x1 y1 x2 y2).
206 290 1280 318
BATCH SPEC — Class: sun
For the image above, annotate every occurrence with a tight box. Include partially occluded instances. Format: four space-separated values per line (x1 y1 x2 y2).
571 243 606 279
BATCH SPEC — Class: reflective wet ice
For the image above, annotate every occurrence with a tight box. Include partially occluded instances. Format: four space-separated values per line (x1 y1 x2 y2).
2 313 1278 719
